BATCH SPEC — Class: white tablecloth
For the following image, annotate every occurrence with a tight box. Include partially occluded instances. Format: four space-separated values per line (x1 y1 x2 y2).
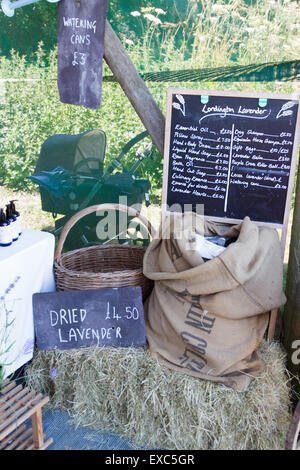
0 229 55 379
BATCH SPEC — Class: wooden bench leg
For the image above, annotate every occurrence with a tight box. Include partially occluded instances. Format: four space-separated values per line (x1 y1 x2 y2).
285 400 300 450
0 383 53 450
32 407 44 449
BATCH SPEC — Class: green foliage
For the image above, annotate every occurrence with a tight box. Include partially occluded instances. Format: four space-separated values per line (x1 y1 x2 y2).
0 2 58 59
191 0 300 66
0 45 163 194
0 0 192 59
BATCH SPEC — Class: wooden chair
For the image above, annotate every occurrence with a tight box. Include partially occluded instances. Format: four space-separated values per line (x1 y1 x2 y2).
0 381 53 450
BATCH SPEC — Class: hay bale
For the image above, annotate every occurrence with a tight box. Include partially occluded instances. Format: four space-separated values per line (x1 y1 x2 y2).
25 340 293 450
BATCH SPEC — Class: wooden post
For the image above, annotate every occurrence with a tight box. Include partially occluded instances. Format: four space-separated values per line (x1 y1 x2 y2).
283 165 300 378
103 20 165 157
32 407 44 449
285 399 300 450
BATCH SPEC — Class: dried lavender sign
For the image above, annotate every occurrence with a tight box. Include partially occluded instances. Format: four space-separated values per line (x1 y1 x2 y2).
32 287 146 351
57 0 108 109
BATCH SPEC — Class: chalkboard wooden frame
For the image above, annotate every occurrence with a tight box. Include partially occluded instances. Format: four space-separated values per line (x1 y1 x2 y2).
162 88 300 236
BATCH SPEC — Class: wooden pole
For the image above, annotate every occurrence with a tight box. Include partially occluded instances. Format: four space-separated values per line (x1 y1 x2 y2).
103 20 165 157
283 165 300 378
32 407 44 449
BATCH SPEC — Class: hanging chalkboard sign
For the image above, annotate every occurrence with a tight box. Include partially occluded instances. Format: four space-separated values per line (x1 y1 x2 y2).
162 89 300 228
57 0 108 109
32 287 146 351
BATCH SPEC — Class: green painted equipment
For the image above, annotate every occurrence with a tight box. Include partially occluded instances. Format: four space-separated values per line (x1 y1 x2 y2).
29 129 152 249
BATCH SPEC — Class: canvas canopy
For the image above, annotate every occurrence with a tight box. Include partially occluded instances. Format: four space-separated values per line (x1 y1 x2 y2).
35 130 106 176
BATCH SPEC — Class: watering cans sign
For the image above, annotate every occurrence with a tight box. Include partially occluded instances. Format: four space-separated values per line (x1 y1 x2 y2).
57 0 108 109
32 287 146 350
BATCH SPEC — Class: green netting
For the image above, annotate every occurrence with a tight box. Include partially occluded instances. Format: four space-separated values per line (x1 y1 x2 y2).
103 60 300 83
5 59 299 83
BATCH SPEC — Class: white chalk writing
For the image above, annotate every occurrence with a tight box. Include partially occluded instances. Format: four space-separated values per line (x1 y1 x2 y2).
168 95 296 222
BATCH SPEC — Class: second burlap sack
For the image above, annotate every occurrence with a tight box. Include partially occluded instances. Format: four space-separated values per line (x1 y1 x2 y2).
143 213 286 392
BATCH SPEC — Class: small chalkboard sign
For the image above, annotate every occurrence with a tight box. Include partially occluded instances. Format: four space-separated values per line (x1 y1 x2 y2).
32 287 146 351
162 89 300 229
57 0 108 109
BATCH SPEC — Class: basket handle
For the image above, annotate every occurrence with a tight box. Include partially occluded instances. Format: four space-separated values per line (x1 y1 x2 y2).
54 203 156 263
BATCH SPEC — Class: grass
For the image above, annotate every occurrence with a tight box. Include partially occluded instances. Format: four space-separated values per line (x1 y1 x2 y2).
0 186 53 232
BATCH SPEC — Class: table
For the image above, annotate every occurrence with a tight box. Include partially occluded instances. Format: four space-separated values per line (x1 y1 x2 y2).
0 229 55 379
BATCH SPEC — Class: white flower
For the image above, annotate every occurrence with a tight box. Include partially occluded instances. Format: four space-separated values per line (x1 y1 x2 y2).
144 14 162 24
232 12 242 20
211 4 229 15
125 39 134 46
131 11 141 17
155 8 166 15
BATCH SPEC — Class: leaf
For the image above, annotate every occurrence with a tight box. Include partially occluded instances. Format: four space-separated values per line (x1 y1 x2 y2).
281 101 296 112
172 102 181 110
276 101 296 119
176 94 185 105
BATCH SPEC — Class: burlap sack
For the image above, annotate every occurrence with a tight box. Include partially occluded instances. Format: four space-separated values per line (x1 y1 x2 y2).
143 213 286 392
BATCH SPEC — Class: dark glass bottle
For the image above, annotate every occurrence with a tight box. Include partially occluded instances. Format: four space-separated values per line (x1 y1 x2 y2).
10 200 22 236
0 208 12 246
6 204 18 242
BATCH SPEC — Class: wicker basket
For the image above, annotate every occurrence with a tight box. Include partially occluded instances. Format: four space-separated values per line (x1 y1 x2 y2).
54 203 155 301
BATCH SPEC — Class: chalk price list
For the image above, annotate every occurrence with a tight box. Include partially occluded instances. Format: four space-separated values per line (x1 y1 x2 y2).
170 126 292 204
105 302 140 322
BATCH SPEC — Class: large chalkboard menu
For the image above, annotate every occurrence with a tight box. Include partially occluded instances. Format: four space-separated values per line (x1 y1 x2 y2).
57 0 108 109
162 89 300 227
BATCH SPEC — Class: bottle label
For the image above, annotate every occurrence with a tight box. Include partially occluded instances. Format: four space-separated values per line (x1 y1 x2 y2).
7 220 18 241
16 216 22 235
12 222 17 241
0 225 12 245
11 220 19 241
